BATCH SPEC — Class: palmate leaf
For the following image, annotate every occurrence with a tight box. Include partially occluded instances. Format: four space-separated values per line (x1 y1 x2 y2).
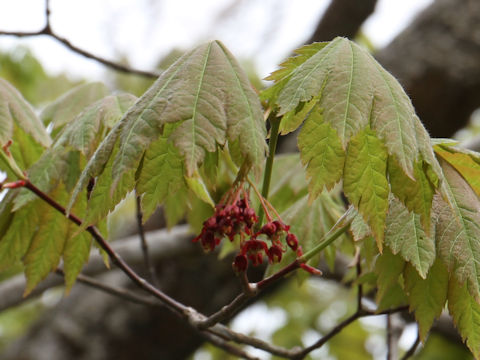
262 37 443 249
70 40 266 223
113 40 266 181
434 159 480 301
404 260 448 341
268 37 420 177
385 196 435 278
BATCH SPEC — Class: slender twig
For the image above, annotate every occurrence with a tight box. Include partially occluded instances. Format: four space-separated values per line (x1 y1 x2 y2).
209 324 299 358
257 112 280 225
196 293 250 329
135 191 158 286
200 331 261 360
0 0 158 78
400 330 421 360
55 268 159 307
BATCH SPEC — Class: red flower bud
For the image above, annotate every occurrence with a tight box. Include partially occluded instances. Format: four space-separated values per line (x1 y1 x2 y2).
286 233 299 251
260 222 277 237
233 254 248 273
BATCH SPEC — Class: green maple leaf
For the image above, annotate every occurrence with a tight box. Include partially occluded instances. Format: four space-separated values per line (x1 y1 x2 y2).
434 159 480 301
264 37 427 178
113 40 266 181
70 40 266 223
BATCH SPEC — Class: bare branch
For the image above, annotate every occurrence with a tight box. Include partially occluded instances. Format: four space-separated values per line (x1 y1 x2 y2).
0 0 159 78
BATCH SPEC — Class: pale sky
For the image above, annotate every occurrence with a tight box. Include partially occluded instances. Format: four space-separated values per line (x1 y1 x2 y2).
0 0 433 80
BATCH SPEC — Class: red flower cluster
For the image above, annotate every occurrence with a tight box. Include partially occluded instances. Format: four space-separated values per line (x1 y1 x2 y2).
193 198 257 252
193 187 320 276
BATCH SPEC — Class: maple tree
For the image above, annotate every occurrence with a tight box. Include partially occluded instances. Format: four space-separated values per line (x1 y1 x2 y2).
1 36 480 359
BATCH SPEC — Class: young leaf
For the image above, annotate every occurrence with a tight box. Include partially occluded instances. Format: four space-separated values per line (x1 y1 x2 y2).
385 196 435 278
113 40 266 185
343 127 389 250
265 37 425 179
23 185 70 295
434 159 480 301
40 82 109 132
71 41 266 219
404 260 448 341
448 279 480 358
297 109 345 198
0 78 51 148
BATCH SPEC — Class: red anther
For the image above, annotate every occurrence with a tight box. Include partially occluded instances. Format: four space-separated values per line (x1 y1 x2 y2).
286 233 299 251
232 254 248 273
260 222 277 237
300 263 322 275
267 245 283 263
2 180 27 189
